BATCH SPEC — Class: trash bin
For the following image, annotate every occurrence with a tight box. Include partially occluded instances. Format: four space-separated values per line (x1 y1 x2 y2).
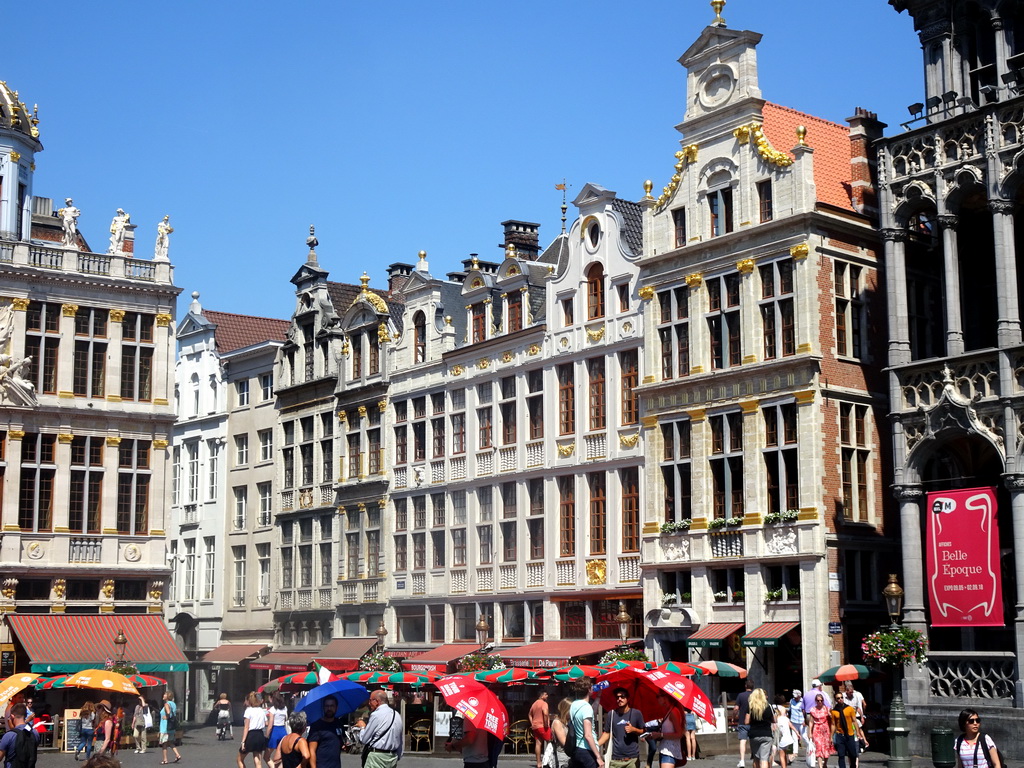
931 726 956 768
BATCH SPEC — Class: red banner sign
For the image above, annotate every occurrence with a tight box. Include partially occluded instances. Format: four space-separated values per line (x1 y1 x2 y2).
926 487 1003 627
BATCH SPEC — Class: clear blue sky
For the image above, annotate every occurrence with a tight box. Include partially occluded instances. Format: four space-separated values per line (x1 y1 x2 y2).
6 1 919 321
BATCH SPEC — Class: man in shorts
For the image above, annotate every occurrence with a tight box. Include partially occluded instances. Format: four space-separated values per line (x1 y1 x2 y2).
734 680 753 768
529 690 551 768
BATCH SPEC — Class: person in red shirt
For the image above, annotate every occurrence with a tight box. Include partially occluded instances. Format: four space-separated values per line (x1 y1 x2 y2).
529 690 551 768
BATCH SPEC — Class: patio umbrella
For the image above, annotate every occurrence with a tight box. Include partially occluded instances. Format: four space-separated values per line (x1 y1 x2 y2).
339 671 397 686
471 667 538 683
381 671 440 685
294 679 369 722
34 675 73 690
434 676 509 739
817 664 880 684
0 673 41 705
64 669 139 695
594 667 716 727
599 660 653 672
545 664 605 681
693 661 746 678
126 674 167 689
650 661 702 676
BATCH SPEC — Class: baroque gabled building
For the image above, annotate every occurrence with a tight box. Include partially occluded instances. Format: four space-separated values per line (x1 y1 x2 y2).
168 292 288 719
0 78 187 678
880 0 1024 747
636 9 890 695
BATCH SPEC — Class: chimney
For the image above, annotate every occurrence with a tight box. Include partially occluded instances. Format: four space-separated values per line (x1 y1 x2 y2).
846 107 886 220
387 262 414 296
500 220 541 259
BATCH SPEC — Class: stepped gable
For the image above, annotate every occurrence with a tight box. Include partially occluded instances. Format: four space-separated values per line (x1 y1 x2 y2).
761 101 854 211
203 310 289 354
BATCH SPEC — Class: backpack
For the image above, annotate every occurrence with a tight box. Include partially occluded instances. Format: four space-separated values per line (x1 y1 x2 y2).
563 709 578 758
11 726 37 768
954 733 1008 768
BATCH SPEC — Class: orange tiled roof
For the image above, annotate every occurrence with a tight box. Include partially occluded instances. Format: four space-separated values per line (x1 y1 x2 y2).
204 310 290 354
761 102 853 211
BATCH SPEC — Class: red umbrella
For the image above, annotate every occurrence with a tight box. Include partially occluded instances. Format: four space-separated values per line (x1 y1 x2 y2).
595 667 716 727
599 660 653 671
544 664 606 681
650 661 701 676
34 675 73 690
471 667 538 683
694 661 746 678
127 674 167 689
434 676 509 739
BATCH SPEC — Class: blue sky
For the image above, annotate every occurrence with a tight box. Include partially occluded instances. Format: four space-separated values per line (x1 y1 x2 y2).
6 1 919 321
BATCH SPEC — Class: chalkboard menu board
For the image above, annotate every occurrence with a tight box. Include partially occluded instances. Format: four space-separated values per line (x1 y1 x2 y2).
64 709 81 753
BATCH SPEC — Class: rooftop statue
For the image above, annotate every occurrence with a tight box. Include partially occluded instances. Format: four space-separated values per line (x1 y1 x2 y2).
108 208 130 254
58 198 80 249
154 215 173 261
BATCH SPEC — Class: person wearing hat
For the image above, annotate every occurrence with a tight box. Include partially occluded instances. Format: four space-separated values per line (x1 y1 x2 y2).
801 680 831 725
94 701 116 755
788 691 805 742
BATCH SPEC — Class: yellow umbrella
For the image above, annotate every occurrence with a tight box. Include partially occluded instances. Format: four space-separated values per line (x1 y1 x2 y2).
0 673 41 706
64 669 139 695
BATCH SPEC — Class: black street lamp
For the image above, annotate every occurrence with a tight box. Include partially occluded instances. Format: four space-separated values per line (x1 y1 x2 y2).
882 575 910 768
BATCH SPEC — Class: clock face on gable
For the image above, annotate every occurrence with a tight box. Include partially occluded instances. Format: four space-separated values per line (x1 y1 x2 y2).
697 64 736 110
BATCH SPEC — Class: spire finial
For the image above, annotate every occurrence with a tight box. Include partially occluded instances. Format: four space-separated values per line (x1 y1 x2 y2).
796 125 807 146
711 0 726 26
556 179 568 234
643 180 654 200
306 225 319 263
360 272 370 292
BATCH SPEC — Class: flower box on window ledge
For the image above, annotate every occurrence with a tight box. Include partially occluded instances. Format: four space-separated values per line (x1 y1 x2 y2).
661 520 692 534
732 591 744 603
765 588 799 602
713 591 729 602
708 517 743 530
763 509 800 525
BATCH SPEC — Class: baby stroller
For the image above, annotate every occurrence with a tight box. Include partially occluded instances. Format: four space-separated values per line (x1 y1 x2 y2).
216 709 233 741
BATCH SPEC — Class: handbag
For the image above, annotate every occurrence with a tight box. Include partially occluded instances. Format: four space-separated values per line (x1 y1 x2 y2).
804 736 816 768
143 710 154 730
542 741 556 768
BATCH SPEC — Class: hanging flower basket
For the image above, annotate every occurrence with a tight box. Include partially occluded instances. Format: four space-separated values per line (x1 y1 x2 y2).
359 652 401 672
457 653 505 672
861 627 928 666
599 648 649 665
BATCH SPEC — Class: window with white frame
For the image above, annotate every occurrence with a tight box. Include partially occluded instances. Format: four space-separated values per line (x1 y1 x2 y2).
233 546 246 606
73 306 107 399
18 433 55 532
258 482 272 526
259 429 273 462
203 537 216 600
234 486 247 530
840 402 872 522
171 446 180 506
261 372 274 400
235 434 248 465
707 178 734 237
657 287 690 380
835 260 866 359
69 436 102 535
184 538 196 601
116 440 150 535
236 380 250 407
257 543 271 605
186 441 199 504
119 312 154 402
207 440 219 501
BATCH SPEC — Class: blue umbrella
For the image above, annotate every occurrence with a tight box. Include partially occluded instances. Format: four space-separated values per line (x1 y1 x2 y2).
294 680 369 722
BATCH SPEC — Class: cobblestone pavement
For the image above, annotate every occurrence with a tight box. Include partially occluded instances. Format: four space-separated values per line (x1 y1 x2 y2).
39 727 936 768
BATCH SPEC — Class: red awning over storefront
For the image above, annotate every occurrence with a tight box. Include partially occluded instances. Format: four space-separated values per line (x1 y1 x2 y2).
741 622 799 648
314 638 378 672
201 644 269 667
7 614 189 673
401 644 476 673
685 622 745 648
249 652 315 672
500 640 624 668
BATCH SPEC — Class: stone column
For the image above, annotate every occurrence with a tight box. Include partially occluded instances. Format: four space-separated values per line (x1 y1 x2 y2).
737 258 758 364
893 482 929 707
154 312 174 404
1003 472 1024 706
790 243 812 354
107 309 125 401
937 215 964 355
990 200 1021 346
882 229 911 364
57 303 78 397
992 15 1011 96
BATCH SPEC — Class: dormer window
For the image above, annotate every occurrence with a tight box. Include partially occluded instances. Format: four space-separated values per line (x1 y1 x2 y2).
368 330 380 374
471 304 486 343
507 294 523 333
413 312 427 363
586 263 605 320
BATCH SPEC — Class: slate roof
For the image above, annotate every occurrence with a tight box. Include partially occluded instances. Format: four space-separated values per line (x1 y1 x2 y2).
439 281 468 340
203 310 290 355
761 102 854 212
327 280 406 334
612 198 643 256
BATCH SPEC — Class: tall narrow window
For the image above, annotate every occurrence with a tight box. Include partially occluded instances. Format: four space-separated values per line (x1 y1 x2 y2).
120 312 154 401
757 180 773 223
620 350 639 425
117 439 151 535
561 298 575 327
257 544 271 605
233 486 247 530
19 433 55 532
73 307 107 398
709 413 743 519
672 208 687 248
232 546 246 606
367 330 380 374
507 294 523 332
586 263 606 319
207 440 220 501
204 537 216 600
588 473 607 555
558 476 576 557
477 407 493 449
472 304 486 343
660 420 692 523
527 370 544 440
588 358 606 430
840 403 872 522
351 332 362 379
708 274 741 369
657 288 689 380
69 436 103 534
764 403 799 515
621 467 640 552
760 259 796 359
708 185 734 237
413 312 427 363
835 261 865 359
25 302 61 395
558 364 575 434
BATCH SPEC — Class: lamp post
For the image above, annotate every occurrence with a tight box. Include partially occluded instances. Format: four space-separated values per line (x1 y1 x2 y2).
475 615 491 648
114 628 128 663
882 575 910 768
616 601 632 648
375 619 388 653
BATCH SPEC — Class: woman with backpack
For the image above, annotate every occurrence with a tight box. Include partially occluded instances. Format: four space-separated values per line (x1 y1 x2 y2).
954 709 1001 768
93 702 116 755
160 690 182 764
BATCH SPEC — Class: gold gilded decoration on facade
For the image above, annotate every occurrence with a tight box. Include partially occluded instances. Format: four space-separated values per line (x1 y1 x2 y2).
341 338 350 356
337 505 346 515
58 391 75 398
638 285 655 301
149 583 164 601
690 365 705 375
586 325 605 342
350 273 389 314
527 344 540 356
52 579 66 599
378 322 391 344
796 342 813 353
1 579 17 599
739 399 759 414
557 442 575 457
299 489 314 508
9 151 20 162
687 407 707 423
378 399 387 412
793 389 816 405
10 298 29 311
619 432 640 448
357 503 367 512
57 433 74 443
680 145 698 163
444 315 453 326
640 415 659 428
585 559 607 585
796 126 808 146
501 350 513 363
358 405 368 418
61 303 78 317
711 0 726 25
685 273 703 287
101 579 115 598
153 439 169 450
506 265 520 276
378 498 387 508
790 243 810 260
735 122 794 167
477 358 490 370
105 436 121 447
337 410 347 422
736 258 755 274
154 398 169 405
109 309 125 322
643 180 654 200
734 125 751 145
106 394 122 402
8 430 24 440
156 313 173 327
451 364 464 375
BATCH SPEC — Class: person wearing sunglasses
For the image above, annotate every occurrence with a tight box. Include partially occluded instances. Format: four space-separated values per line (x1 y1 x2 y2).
954 710 1000 768
597 689 646 768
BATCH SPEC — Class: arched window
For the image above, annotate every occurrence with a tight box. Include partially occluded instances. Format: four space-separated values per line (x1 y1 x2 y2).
586 263 605 320
413 312 427 363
